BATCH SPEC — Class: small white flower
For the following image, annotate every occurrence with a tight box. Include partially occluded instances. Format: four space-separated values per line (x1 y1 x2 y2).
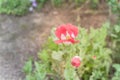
29 7 34 12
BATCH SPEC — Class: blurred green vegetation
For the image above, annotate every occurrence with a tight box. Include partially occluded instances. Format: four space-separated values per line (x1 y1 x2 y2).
0 0 106 15
108 0 120 64
108 0 120 18
0 0 30 15
112 64 120 80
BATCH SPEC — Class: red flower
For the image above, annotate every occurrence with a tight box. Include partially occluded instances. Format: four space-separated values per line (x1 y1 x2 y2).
71 56 81 68
92 56 96 60
55 24 79 44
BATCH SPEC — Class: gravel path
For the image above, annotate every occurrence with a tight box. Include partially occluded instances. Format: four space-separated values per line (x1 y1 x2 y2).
0 13 53 80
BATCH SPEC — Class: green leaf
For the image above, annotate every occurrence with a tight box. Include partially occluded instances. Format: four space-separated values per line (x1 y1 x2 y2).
64 68 78 80
45 37 58 50
34 62 46 80
112 64 120 80
114 25 120 33
111 33 118 38
52 51 64 61
23 60 32 74
25 74 35 80
39 50 49 62
113 64 120 72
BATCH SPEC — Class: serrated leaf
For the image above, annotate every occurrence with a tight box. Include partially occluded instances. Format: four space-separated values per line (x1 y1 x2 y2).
52 51 64 61
34 62 46 80
64 68 78 80
38 50 49 62
23 60 32 74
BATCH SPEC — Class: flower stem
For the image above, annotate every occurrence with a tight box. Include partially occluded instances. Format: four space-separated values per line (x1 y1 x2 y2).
75 68 82 80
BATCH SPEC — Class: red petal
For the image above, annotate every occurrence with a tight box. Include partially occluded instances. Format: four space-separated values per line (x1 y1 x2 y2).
54 40 64 44
54 40 71 44
68 39 79 44
65 24 78 37
55 24 67 39
55 39 79 44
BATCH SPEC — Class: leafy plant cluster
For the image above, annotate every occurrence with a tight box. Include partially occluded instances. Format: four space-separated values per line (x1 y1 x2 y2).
0 0 47 15
23 60 47 80
0 0 105 15
108 0 120 18
112 64 120 80
108 0 120 63
24 24 112 80
109 24 120 63
0 0 30 15
107 0 120 79
51 0 100 9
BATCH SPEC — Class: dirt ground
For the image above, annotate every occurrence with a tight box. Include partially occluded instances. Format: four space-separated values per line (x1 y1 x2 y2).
0 4 109 80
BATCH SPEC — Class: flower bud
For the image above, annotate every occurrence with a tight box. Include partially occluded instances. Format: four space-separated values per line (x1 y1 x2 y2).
71 56 81 68
93 56 96 60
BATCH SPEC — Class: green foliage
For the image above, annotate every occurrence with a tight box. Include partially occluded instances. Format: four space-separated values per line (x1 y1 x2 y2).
112 64 120 80
0 0 105 15
0 0 30 15
90 0 99 9
68 0 99 9
0 0 48 15
23 60 47 80
24 24 111 80
110 25 120 41
108 0 120 17
51 0 62 7
74 0 86 5
23 59 33 74
37 0 48 9
108 0 120 64
23 59 35 80
77 23 111 80
109 24 120 63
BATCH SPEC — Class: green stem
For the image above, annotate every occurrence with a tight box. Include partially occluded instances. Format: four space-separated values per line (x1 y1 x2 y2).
75 68 82 80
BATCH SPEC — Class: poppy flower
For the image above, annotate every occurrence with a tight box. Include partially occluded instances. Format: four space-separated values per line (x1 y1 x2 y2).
71 56 81 68
55 24 79 44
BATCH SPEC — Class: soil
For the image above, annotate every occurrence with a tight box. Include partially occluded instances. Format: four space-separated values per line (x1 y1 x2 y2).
0 3 109 80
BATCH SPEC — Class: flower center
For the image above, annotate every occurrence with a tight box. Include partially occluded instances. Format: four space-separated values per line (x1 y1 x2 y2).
66 35 71 39
66 31 71 40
